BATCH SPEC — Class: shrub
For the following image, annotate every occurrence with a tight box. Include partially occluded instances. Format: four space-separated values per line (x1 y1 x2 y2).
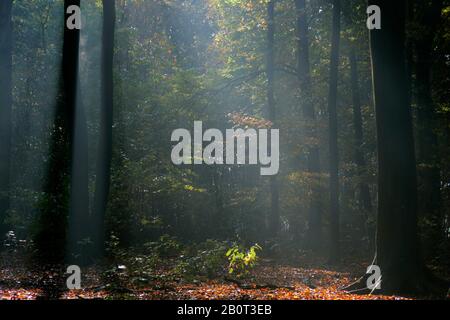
226 243 262 277
175 240 228 279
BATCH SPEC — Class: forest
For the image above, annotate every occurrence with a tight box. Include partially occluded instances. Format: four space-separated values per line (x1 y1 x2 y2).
0 0 449 301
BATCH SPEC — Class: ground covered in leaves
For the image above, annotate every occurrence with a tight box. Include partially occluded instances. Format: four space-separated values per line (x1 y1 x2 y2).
0 249 421 300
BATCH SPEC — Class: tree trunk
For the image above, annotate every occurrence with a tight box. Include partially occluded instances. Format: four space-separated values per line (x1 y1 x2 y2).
328 0 341 263
67 7 90 262
93 0 116 257
266 0 279 236
295 0 323 251
35 0 81 263
349 47 374 252
414 0 443 260
0 0 13 238
212 168 225 238
405 0 414 107
369 0 425 292
67 97 90 263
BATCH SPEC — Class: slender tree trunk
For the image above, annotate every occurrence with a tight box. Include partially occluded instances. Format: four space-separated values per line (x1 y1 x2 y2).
295 0 323 250
415 0 443 259
35 0 81 263
93 0 116 256
67 8 90 262
67 99 90 263
267 0 279 236
328 0 341 263
405 0 414 107
369 0 428 292
0 0 13 238
212 168 225 238
349 47 374 252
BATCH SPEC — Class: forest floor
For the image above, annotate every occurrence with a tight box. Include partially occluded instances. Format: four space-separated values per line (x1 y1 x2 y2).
2 250 443 300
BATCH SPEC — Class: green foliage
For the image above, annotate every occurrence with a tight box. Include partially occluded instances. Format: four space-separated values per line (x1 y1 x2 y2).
174 240 228 279
144 235 182 258
226 243 262 277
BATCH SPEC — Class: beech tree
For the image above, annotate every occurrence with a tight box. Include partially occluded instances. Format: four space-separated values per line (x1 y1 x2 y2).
93 0 116 256
328 0 341 263
35 0 81 262
266 0 279 236
368 0 446 293
294 0 323 251
0 0 13 237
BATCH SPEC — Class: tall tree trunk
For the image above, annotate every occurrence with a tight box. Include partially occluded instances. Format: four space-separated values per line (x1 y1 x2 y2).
349 47 374 252
67 7 90 262
67 98 90 263
93 0 116 256
328 0 341 263
212 168 225 238
295 0 323 250
369 0 432 292
0 0 13 238
405 0 414 107
266 0 279 236
35 0 81 263
415 0 443 260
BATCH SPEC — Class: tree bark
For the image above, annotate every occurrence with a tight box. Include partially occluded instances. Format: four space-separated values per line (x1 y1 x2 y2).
295 0 323 251
0 0 13 237
67 5 90 262
93 0 116 257
369 0 425 292
35 0 81 263
405 0 414 107
67 97 90 263
267 0 279 236
212 168 225 238
328 0 341 263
